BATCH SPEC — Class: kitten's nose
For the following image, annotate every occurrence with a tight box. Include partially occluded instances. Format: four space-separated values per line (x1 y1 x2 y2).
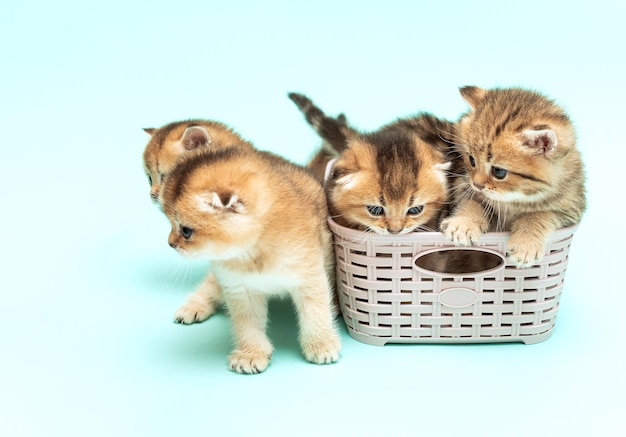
387 226 402 235
168 239 178 249
150 191 159 200
473 182 485 190
387 219 403 234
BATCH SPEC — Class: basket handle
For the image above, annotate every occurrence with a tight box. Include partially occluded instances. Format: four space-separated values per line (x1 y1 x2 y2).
412 246 507 278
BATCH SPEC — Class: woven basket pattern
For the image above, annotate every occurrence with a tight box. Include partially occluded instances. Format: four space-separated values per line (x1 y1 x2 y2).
328 218 577 346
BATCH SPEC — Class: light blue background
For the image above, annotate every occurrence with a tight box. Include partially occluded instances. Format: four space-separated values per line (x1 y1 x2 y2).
1 1 623 436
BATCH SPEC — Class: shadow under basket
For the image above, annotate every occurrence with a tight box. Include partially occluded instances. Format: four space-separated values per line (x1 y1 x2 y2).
328 218 579 346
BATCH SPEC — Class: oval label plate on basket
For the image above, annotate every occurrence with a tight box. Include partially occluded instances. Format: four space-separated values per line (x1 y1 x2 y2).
438 287 478 308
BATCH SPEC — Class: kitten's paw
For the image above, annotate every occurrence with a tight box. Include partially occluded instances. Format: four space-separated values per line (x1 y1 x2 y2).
507 233 546 268
301 334 341 365
228 350 271 374
441 217 483 246
173 301 215 325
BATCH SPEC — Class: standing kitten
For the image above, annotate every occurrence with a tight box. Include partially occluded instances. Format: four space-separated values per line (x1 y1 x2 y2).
142 119 252 205
161 146 341 374
440 86 586 267
289 92 452 234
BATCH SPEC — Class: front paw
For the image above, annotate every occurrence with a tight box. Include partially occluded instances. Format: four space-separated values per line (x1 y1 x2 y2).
507 232 546 268
228 350 271 374
301 334 341 365
173 300 216 325
441 216 483 246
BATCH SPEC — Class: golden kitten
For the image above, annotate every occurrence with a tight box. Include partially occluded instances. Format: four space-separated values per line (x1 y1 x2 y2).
161 146 341 374
441 86 587 267
289 92 453 234
142 119 252 205
327 130 452 234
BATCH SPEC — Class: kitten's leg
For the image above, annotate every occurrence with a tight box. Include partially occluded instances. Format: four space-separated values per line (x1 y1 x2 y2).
223 291 273 374
507 211 559 268
291 278 341 365
440 198 490 245
174 272 223 325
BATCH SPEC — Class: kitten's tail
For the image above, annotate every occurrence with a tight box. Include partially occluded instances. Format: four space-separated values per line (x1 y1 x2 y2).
288 92 354 154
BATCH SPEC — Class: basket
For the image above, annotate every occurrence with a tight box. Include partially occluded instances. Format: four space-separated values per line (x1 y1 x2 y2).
328 218 578 346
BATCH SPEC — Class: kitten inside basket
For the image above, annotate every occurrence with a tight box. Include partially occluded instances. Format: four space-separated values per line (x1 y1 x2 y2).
441 86 587 267
289 92 455 235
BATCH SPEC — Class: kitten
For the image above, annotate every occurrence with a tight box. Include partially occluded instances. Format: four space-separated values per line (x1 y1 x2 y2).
161 145 341 374
440 86 586 267
327 130 452 234
142 119 252 206
289 92 453 234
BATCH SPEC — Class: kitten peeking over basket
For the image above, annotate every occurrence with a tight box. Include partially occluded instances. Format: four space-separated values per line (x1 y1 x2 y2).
441 86 587 267
161 145 341 374
289 92 455 234
142 119 252 206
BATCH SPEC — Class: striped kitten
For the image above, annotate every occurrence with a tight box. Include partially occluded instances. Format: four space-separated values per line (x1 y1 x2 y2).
161 145 341 374
441 86 586 267
289 93 453 234
142 119 252 206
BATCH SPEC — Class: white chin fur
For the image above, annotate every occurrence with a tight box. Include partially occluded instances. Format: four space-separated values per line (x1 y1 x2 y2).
197 244 250 261
176 248 195 259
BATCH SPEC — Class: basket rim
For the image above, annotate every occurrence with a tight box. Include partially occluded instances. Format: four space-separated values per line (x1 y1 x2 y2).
327 216 579 245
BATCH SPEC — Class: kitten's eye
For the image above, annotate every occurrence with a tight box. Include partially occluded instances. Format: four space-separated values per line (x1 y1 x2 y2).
407 206 424 216
147 174 153 186
366 205 385 217
468 155 476 168
180 226 194 240
492 167 508 180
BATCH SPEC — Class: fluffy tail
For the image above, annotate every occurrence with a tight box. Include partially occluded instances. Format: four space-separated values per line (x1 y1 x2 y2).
288 92 354 154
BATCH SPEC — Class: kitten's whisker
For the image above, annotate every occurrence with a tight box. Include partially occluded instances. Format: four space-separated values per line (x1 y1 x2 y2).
436 128 466 146
415 224 437 232
352 227 376 241
444 171 468 178
329 212 348 220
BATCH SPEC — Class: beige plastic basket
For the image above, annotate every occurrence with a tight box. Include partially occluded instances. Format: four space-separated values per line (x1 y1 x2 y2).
328 218 578 346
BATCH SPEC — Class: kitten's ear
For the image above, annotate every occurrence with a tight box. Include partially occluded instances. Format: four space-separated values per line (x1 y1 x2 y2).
435 162 452 171
182 126 212 150
330 158 359 190
434 161 452 185
520 129 558 155
459 86 487 110
195 191 244 213
143 128 156 136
